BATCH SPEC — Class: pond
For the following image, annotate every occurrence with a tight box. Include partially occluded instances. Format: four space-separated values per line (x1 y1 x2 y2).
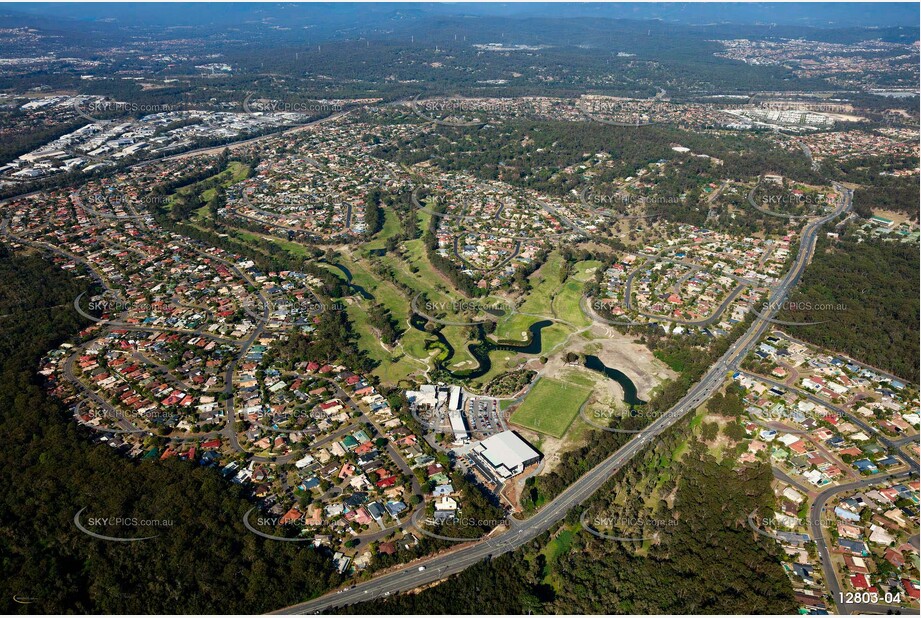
584 354 646 406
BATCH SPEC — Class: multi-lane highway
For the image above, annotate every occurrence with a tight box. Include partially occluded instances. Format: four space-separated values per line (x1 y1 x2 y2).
273 184 854 615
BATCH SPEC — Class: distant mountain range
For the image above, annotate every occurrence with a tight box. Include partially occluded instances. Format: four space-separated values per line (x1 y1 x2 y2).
1 2 918 31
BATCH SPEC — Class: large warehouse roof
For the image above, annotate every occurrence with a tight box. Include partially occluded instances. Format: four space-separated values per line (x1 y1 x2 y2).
475 430 541 473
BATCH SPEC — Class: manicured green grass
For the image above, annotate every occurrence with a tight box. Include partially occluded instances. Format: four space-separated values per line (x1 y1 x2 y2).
348 203 496 375
315 246 477 385
330 252 433 384
469 349 519 388
213 224 429 386
495 253 591 344
400 239 459 305
572 260 602 283
441 324 479 369
496 312 542 342
510 377 591 438
223 227 314 259
494 252 566 342
267 236 313 257
184 161 251 218
551 281 585 325
193 204 211 220
201 161 250 202
551 260 598 327
516 253 565 314
364 208 401 253
227 229 276 250
539 322 573 355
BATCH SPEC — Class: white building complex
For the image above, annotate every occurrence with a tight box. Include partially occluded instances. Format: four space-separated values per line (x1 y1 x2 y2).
448 409 468 445
470 430 541 483
407 384 469 444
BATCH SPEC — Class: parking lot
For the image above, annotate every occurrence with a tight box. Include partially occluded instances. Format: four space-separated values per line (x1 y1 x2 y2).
463 395 504 438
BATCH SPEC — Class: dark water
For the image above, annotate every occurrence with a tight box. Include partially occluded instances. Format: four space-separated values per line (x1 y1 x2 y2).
409 316 553 380
408 317 643 402
322 261 374 300
490 320 553 356
410 313 454 360
584 354 645 406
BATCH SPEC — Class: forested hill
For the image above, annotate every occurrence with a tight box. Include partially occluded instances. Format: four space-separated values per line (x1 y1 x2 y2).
779 232 920 383
0 246 340 613
341 400 796 614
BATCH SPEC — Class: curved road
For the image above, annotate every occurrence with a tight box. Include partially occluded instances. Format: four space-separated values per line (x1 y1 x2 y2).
273 180 853 615
738 370 915 468
809 471 917 615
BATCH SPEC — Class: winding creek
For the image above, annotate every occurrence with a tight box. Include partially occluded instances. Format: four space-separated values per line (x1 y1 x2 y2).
410 315 553 380
321 261 374 300
410 316 643 408
324 264 645 405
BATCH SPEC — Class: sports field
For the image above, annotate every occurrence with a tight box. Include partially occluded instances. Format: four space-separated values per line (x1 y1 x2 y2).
510 377 592 438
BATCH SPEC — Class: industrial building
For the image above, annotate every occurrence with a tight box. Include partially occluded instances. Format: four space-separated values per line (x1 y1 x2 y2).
470 430 541 483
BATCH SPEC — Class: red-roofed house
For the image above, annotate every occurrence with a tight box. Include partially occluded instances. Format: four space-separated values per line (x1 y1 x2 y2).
280 507 303 525
355 441 376 455
850 573 871 590
885 548 905 568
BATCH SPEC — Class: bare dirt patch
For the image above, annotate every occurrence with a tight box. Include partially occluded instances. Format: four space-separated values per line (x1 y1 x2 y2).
522 328 675 475
577 325 677 400
872 208 914 228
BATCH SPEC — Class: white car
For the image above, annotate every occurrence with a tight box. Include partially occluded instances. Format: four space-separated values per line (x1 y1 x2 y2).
418 566 426 571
